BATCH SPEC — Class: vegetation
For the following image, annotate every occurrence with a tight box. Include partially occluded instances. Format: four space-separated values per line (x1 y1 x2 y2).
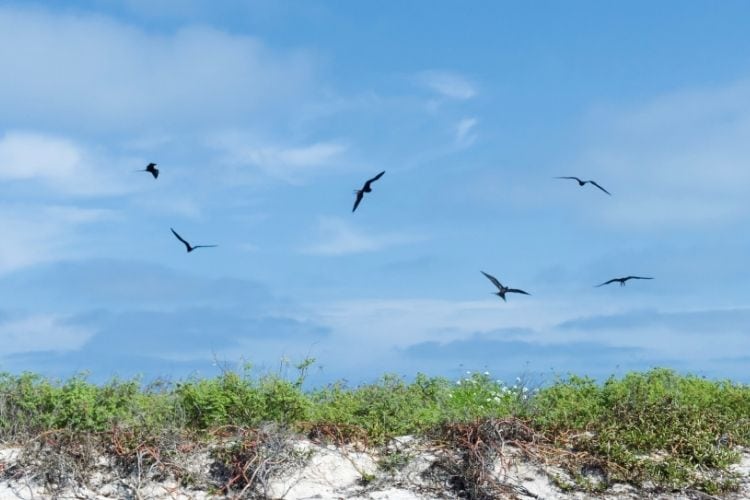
0 363 748 496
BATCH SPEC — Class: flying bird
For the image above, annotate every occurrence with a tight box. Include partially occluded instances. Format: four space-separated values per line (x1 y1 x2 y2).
352 170 385 212
481 271 530 302
555 176 610 195
596 276 653 287
136 162 159 179
170 228 217 253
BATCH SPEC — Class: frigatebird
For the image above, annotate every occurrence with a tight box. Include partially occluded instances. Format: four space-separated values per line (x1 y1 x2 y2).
170 228 217 253
555 176 610 195
136 162 159 179
352 170 385 212
596 276 653 287
481 271 530 302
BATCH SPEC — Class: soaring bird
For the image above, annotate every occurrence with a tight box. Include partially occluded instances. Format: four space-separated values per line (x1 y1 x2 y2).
481 271 530 302
596 276 653 287
555 176 610 195
137 162 159 179
352 170 385 212
170 228 217 253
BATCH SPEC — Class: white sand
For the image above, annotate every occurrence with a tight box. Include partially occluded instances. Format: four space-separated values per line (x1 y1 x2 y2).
1 440 748 499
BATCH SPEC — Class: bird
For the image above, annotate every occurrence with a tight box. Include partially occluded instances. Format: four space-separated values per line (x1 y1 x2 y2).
481 271 530 302
596 276 653 287
352 170 385 212
555 176 610 195
136 162 159 179
170 228 217 253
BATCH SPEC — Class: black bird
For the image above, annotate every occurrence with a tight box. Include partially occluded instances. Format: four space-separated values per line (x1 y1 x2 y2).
136 162 159 179
481 271 530 302
555 176 610 195
170 228 217 253
596 276 653 287
352 170 385 212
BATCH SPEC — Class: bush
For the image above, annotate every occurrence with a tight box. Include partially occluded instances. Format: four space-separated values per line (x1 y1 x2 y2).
1 365 749 494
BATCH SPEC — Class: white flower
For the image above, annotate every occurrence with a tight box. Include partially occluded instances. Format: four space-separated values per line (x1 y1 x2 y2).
483 371 490 375
456 380 461 385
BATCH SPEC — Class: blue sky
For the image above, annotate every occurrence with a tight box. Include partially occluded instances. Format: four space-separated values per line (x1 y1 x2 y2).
1 1 749 386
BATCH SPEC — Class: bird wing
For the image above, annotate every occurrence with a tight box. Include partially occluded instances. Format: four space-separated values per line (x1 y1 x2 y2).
589 181 611 195
596 278 619 287
170 228 191 250
147 163 156 169
363 170 386 190
368 170 385 183
555 176 581 182
507 288 530 296
352 191 364 212
627 276 653 280
480 271 504 291
192 245 218 249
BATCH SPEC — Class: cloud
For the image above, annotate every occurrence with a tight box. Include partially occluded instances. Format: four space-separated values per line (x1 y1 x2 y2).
0 313 94 355
210 132 347 182
559 307 750 335
405 332 643 363
315 295 750 383
302 217 423 256
0 5 318 133
400 333 666 382
68 307 327 357
399 331 704 385
552 306 750 364
416 71 477 100
0 259 330 380
0 259 274 310
0 131 137 196
0 307 329 380
316 297 564 351
0 205 114 274
455 117 478 147
578 78 750 228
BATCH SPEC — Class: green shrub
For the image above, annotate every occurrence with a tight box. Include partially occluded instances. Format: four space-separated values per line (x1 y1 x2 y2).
1 364 749 494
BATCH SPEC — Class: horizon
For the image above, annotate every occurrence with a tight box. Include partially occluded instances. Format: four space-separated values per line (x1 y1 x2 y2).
1 1 749 387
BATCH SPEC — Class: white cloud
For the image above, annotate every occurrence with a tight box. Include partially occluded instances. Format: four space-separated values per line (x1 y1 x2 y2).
318 298 544 346
0 6 318 133
0 314 94 355
0 132 79 181
578 79 750 228
210 131 347 182
240 142 347 172
455 117 478 147
0 204 113 274
315 296 750 380
0 131 142 196
416 70 477 100
303 217 422 256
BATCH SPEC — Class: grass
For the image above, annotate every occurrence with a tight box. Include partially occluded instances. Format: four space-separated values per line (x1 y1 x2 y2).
0 363 748 496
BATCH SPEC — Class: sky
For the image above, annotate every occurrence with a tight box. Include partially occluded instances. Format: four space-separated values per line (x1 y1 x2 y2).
1 1 749 386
